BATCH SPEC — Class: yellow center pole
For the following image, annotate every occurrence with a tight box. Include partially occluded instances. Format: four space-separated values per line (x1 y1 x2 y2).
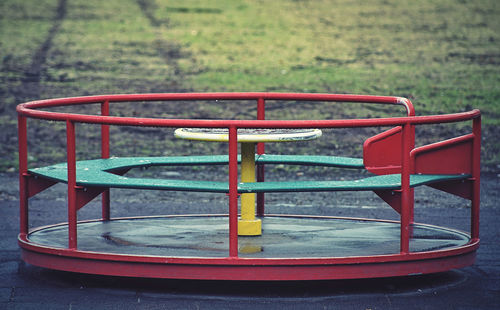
238 142 262 236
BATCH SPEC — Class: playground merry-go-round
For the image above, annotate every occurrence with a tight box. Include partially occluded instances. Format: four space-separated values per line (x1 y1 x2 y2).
17 93 480 281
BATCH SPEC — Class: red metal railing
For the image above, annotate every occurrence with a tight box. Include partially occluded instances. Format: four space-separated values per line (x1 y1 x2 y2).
100 100 110 221
17 93 480 258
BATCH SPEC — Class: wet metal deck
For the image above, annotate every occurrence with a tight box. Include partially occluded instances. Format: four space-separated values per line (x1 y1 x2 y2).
27 216 470 258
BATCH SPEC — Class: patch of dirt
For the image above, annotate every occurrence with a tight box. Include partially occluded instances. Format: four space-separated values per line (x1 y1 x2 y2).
1 0 497 175
22 0 67 99
0 0 194 171
136 0 166 27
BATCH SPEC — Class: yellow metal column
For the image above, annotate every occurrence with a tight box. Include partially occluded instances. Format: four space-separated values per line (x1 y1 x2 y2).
238 142 262 236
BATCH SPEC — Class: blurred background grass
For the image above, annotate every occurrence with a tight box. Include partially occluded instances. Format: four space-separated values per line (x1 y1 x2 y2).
0 0 499 171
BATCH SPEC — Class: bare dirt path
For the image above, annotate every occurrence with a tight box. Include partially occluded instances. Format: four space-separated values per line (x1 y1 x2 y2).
1 0 68 172
136 0 189 91
21 0 67 101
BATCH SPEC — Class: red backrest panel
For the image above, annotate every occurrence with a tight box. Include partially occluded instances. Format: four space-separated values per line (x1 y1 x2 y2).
363 126 402 175
410 134 474 175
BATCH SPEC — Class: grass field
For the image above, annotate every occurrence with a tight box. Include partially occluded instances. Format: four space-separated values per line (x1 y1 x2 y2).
1 0 499 171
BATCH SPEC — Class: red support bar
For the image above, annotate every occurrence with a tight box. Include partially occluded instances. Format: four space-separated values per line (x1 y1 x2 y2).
101 190 110 221
27 177 57 198
256 167 265 217
18 115 29 235
101 100 110 221
408 123 415 224
256 97 265 217
101 100 110 158
406 122 416 224
256 97 265 154
76 187 107 211
400 123 412 254
66 120 78 249
471 116 481 239
374 190 402 214
228 126 239 257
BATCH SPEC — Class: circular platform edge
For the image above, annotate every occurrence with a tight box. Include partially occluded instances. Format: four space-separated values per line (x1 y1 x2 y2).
18 215 479 280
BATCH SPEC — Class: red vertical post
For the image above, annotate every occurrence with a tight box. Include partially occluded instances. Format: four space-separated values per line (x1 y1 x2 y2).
66 120 78 249
101 100 110 221
400 122 412 254
101 100 110 158
408 124 415 224
256 98 265 154
471 116 481 240
256 98 265 217
406 99 416 224
18 115 29 235
228 126 239 257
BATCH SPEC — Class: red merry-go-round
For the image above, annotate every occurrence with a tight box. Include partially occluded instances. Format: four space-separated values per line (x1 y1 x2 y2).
17 93 480 280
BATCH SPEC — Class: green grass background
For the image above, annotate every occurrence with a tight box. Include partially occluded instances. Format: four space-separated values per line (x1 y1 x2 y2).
1 0 499 171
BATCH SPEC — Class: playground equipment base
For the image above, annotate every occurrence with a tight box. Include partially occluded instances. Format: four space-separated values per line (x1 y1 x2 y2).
19 215 478 281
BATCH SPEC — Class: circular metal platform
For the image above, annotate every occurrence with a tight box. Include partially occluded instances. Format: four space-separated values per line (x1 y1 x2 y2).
19 215 478 281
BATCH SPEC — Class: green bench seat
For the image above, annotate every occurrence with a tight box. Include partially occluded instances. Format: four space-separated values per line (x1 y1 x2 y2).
28 156 468 193
30 154 364 174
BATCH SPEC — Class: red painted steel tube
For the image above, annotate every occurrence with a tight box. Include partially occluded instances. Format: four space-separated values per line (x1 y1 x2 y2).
228 126 239 257
66 120 77 249
100 101 110 221
471 116 481 239
18 115 29 235
101 187 110 221
256 169 265 216
16 93 415 114
256 97 266 154
408 123 416 224
16 93 417 126
100 100 110 158
400 123 412 254
256 172 265 216
16 102 479 129
256 97 265 217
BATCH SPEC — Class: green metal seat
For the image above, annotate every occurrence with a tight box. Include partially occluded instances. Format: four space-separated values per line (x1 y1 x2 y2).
28 156 469 193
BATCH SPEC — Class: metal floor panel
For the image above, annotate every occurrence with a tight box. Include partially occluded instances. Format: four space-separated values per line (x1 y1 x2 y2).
27 215 470 259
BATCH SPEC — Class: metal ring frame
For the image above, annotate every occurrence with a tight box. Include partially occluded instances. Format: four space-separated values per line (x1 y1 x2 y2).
17 93 481 280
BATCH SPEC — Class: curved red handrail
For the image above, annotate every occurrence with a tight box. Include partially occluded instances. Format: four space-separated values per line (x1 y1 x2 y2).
17 92 415 113
16 93 479 127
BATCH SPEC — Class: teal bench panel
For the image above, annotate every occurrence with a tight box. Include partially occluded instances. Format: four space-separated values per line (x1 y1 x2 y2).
257 154 364 168
29 161 229 193
30 154 364 174
28 154 364 181
238 174 470 193
28 156 469 193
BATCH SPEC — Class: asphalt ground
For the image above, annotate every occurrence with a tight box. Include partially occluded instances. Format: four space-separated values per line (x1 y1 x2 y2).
0 172 499 309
